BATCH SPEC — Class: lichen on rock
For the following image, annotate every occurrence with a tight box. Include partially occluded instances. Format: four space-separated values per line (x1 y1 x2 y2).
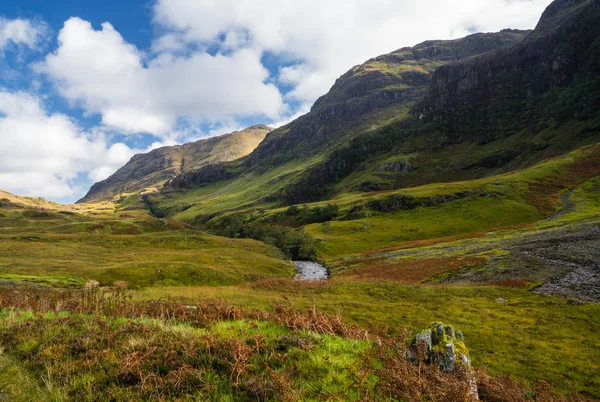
406 322 472 372
407 322 479 400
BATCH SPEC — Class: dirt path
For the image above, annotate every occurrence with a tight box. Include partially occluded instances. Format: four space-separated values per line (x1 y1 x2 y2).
543 190 576 221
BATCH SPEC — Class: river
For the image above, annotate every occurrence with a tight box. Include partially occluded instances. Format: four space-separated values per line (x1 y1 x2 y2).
294 261 328 280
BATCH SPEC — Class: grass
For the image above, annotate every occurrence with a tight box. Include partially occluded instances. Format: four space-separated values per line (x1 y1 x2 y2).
0 203 294 289
0 287 590 401
0 230 294 288
165 157 322 220
220 143 600 264
134 281 600 398
306 196 539 262
1 143 599 399
0 311 368 401
0 274 83 287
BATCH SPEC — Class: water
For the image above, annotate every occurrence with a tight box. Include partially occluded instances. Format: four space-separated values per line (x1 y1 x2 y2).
294 261 328 280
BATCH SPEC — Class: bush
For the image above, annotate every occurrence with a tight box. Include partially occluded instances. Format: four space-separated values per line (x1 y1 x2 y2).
199 214 317 260
285 204 340 225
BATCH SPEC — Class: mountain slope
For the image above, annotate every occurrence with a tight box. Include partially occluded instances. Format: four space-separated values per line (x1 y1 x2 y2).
166 30 530 193
78 125 272 203
276 0 600 203
413 0 599 126
0 190 75 211
248 29 531 164
90 0 599 218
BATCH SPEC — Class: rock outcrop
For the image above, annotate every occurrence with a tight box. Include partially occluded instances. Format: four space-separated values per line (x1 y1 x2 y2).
407 322 478 401
407 322 472 372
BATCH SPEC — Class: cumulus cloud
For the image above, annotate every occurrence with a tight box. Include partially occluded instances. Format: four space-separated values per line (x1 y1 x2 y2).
154 0 552 104
0 17 46 50
0 90 138 200
37 17 284 137
0 1 555 202
34 1 551 138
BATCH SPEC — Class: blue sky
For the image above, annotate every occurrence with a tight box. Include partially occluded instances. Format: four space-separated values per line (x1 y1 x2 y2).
0 0 552 203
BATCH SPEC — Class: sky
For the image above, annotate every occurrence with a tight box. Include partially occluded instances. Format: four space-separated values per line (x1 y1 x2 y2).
0 0 553 203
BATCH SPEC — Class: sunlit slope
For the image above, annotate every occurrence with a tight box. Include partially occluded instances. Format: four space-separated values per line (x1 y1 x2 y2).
79 125 272 203
0 193 293 288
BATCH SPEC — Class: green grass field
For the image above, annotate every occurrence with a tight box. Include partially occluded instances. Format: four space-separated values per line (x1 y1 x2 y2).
0 207 293 289
0 144 599 399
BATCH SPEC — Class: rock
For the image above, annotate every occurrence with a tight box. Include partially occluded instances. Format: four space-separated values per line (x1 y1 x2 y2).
495 298 507 303
407 322 478 400
407 322 472 371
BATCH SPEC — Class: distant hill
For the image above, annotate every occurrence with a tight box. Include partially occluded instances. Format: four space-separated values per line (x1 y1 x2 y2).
78 125 272 203
0 189 74 211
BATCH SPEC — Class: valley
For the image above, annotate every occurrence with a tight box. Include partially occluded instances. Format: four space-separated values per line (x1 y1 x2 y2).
1 137 599 399
0 0 599 400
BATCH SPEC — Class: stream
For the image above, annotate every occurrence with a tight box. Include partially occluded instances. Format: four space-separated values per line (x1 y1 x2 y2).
294 261 328 280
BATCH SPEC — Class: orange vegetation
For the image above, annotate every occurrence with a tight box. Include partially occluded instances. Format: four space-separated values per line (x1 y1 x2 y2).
339 256 486 283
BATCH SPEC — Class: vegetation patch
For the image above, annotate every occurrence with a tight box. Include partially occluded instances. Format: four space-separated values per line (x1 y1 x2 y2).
0 287 590 401
339 256 486 283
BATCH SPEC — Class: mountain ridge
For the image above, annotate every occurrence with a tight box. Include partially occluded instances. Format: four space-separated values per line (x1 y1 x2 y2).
166 29 531 192
78 125 272 203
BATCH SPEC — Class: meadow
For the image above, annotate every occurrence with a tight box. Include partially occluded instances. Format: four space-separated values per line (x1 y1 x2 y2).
0 144 599 400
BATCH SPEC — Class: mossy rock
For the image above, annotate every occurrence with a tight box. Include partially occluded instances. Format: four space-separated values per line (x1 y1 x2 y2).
407 322 471 372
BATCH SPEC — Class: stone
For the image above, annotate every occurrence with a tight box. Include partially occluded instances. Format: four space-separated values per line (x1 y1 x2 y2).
407 322 472 372
407 322 478 400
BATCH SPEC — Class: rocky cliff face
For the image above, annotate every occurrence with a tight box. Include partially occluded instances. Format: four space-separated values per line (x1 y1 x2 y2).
248 30 530 166
413 0 599 125
79 125 271 203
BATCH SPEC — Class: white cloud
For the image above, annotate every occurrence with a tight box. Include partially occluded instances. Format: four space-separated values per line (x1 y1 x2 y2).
37 17 284 137
154 0 552 104
0 90 138 200
0 17 45 50
33 1 552 139
0 1 556 201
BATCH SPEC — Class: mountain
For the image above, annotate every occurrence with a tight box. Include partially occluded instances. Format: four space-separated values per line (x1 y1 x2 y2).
166 30 531 191
86 0 599 217
78 125 272 203
274 0 600 203
414 0 599 128
247 29 531 164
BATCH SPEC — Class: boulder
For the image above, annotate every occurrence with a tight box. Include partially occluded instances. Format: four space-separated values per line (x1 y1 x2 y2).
407 322 479 401
407 322 471 372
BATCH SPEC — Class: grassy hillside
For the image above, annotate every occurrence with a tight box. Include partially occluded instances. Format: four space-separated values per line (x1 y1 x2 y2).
0 194 293 289
3 287 590 401
0 190 78 211
1 142 600 398
2 1 599 399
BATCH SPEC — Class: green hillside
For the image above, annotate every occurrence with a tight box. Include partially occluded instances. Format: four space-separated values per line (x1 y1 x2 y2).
2 0 600 399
